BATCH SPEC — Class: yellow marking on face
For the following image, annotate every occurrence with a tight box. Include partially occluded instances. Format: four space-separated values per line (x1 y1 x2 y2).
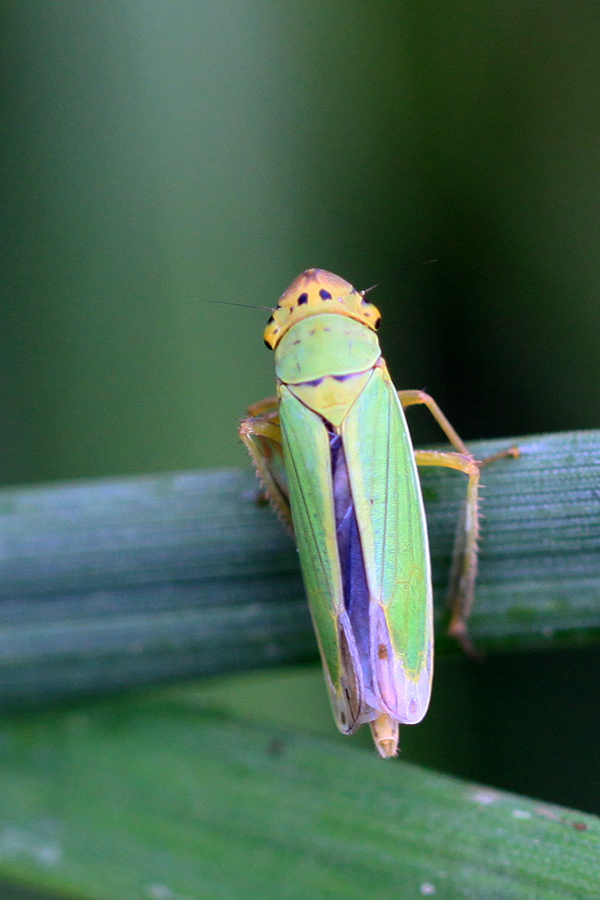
264 268 381 350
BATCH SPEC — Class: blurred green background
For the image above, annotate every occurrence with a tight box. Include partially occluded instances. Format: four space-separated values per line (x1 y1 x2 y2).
2 0 600 820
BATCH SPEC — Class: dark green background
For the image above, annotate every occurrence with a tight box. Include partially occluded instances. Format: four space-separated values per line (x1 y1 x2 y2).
2 0 600 824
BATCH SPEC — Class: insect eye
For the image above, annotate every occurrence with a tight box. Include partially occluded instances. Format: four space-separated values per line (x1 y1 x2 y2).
374 316 381 330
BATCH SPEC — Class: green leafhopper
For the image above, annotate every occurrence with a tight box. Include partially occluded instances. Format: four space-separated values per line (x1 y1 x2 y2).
240 269 517 757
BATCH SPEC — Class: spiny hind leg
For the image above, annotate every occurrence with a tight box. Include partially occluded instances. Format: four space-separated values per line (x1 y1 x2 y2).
239 398 293 530
413 449 482 654
402 390 518 651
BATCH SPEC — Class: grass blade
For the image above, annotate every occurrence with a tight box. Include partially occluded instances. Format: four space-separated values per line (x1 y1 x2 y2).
0 431 597 705
0 694 597 900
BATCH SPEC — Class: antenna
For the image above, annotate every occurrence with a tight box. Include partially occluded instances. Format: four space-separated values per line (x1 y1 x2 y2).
197 298 272 312
361 283 380 296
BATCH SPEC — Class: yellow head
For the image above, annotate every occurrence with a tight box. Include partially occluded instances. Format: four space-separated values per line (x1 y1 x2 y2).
263 269 381 350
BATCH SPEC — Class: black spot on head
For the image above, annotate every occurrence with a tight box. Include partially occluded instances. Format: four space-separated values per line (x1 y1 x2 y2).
374 316 381 329
264 338 273 349
319 289 332 300
298 292 309 305
267 315 274 323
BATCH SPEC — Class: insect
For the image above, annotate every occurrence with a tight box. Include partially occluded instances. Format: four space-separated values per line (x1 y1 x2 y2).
240 269 517 757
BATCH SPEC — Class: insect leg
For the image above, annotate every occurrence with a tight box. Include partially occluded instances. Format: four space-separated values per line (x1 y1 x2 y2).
400 392 518 649
239 404 293 530
246 394 279 418
398 389 519 466
399 389 470 453
413 449 483 656
398 391 519 469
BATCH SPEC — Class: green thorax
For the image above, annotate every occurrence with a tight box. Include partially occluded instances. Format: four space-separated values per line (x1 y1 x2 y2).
274 315 381 385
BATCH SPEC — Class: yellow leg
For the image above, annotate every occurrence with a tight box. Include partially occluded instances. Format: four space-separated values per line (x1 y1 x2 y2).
399 389 470 454
403 390 519 654
246 394 279 419
399 388 519 466
239 400 293 530
413 449 482 655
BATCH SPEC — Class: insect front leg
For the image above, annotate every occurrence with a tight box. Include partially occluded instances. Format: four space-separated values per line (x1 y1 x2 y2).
239 398 293 530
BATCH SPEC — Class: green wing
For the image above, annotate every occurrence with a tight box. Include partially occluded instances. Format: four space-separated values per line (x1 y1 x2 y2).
279 363 433 730
278 386 365 733
342 365 434 724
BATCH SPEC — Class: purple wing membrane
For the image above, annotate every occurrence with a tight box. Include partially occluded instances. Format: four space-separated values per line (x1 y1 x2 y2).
330 430 373 695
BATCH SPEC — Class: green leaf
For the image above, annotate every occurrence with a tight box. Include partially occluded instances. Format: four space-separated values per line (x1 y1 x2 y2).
0 695 597 900
0 431 598 708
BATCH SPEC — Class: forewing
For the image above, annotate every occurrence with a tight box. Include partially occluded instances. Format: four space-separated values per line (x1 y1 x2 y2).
341 365 433 724
278 386 365 733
